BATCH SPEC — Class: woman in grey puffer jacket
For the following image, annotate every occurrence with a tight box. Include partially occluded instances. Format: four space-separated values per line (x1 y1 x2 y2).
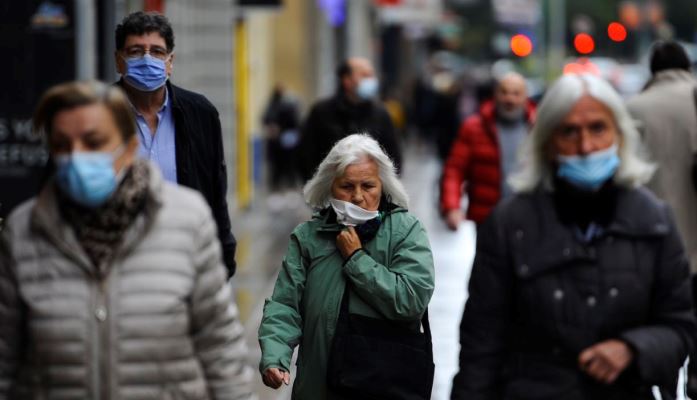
0 81 253 400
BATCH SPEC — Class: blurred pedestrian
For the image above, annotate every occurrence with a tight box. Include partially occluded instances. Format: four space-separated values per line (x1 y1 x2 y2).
259 134 434 399
452 74 695 400
627 40 697 397
262 84 300 191
439 72 535 230
0 81 253 399
414 51 463 160
114 11 237 276
297 58 402 181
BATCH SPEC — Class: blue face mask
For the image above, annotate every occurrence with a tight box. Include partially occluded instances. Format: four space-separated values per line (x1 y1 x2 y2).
55 146 125 208
123 54 169 92
556 144 620 191
356 77 378 100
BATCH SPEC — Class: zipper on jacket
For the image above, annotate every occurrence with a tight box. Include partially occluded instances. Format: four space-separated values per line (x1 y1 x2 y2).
93 268 110 399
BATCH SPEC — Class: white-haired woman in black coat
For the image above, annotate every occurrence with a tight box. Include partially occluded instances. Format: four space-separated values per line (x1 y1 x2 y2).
451 73 696 400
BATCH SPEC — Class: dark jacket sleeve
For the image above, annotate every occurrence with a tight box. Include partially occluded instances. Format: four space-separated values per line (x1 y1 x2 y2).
620 206 696 386
440 119 474 213
298 105 321 182
210 108 237 277
377 107 402 174
451 210 512 400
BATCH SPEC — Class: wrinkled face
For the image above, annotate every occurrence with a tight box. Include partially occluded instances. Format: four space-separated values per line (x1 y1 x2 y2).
548 95 619 157
115 31 174 78
49 104 137 174
342 58 375 95
494 76 528 120
331 158 383 211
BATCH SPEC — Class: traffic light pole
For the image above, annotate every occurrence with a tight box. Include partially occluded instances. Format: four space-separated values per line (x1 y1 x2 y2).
547 0 566 80
75 0 97 79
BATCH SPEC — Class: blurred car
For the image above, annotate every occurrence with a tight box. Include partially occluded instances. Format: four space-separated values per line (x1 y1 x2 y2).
587 57 620 82
611 63 650 98
562 57 617 83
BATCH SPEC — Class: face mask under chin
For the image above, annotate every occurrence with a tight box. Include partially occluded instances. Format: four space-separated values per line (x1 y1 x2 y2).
329 198 380 226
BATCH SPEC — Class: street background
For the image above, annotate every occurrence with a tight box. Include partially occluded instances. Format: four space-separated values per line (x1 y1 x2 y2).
3 1 697 399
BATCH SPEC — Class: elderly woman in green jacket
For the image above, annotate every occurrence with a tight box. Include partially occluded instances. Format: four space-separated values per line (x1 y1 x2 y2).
258 134 435 399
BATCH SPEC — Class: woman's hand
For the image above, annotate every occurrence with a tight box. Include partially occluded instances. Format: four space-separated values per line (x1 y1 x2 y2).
578 339 634 384
336 226 362 259
262 367 290 389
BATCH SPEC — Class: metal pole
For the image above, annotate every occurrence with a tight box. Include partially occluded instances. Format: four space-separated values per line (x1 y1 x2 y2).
235 18 252 209
75 0 97 80
346 0 371 59
101 0 118 82
547 0 566 80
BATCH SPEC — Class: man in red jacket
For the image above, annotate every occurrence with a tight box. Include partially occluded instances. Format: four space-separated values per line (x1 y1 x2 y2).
440 73 536 230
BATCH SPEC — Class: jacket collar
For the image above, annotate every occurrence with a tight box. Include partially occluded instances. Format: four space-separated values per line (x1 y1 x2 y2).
604 188 670 237
644 69 696 91
332 90 374 116
535 185 668 238
115 79 182 111
30 162 165 276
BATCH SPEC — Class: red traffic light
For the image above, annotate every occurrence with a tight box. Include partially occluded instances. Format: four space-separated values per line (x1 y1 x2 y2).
608 22 627 42
574 33 595 55
510 34 533 57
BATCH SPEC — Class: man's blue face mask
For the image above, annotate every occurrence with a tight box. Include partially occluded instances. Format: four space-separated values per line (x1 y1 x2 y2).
122 54 169 92
356 77 379 101
55 145 125 208
556 144 620 191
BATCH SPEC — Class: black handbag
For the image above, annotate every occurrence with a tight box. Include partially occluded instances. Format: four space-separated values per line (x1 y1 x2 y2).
327 284 435 400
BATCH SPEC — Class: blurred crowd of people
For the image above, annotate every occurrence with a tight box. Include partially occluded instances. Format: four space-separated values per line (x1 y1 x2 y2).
3 8 697 400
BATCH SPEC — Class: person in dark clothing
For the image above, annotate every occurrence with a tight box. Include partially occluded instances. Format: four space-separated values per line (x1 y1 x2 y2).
114 11 237 276
297 57 402 181
262 84 300 190
451 74 696 400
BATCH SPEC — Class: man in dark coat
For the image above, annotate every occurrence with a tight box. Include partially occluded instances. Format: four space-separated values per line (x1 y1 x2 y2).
297 58 402 181
114 11 237 276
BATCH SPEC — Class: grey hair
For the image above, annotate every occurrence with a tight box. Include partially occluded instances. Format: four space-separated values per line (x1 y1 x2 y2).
508 73 655 193
303 134 409 209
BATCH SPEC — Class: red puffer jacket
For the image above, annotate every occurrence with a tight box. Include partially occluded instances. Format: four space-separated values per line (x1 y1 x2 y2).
440 100 536 224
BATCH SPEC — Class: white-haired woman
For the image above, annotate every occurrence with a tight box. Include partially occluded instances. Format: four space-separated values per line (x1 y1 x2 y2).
451 74 696 400
258 134 435 399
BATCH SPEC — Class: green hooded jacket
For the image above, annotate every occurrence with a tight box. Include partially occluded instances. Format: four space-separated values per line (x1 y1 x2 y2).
258 206 435 399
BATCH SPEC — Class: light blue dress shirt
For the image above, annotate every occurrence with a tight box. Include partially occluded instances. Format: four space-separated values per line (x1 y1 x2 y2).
133 88 177 183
